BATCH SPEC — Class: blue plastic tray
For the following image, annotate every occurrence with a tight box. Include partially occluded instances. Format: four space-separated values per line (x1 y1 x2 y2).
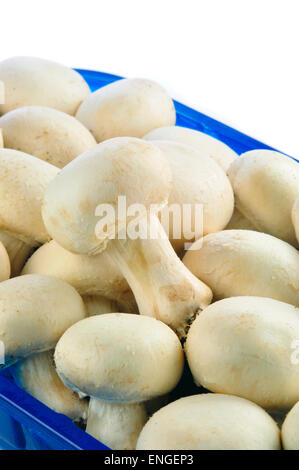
0 68 295 451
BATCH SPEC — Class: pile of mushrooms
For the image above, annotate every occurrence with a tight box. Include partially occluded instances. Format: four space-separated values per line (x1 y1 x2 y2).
0 55 298 450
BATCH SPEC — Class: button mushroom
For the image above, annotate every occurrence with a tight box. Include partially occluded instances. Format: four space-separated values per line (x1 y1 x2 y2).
13 350 88 422
0 274 86 368
0 148 59 246
281 402 299 449
292 197 299 243
144 125 238 173
150 141 234 253
42 137 212 338
185 296 299 410
136 394 280 450
183 230 299 307
0 56 90 115
0 106 96 168
228 150 299 246
54 313 184 449
76 79 175 142
22 240 136 312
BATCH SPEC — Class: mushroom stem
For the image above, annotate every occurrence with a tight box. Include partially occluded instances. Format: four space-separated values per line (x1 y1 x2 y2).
0 230 33 276
106 214 212 338
86 397 147 450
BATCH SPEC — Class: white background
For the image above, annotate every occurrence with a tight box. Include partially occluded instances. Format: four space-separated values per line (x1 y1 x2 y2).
1 0 298 158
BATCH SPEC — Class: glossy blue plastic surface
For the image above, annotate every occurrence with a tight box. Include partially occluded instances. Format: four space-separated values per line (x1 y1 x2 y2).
0 68 296 451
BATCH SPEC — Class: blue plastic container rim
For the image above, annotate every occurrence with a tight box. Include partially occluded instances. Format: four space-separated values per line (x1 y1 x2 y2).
0 67 297 451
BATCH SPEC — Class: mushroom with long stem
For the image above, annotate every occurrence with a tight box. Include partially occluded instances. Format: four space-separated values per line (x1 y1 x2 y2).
42 137 212 338
54 313 184 449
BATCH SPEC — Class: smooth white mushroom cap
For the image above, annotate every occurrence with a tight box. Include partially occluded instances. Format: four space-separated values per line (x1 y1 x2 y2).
76 78 175 142
281 402 299 449
183 230 299 307
55 313 184 403
228 150 299 246
0 240 10 280
136 394 280 450
42 137 172 255
185 296 299 410
14 350 88 421
152 141 234 251
0 274 86 366
0 148 59 245
144 126 238 173
0 106 96 168
0 56 90 115
292 197 299 243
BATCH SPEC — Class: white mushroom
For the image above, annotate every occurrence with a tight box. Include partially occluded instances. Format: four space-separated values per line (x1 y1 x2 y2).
54 313 184 449
151 141 234 252
22 240 136 312
0 148 59 246
228 150 299 246
0 106 96 168
42 137 212 338
0 56 90 115
13 350 88 422
0 274 86 368
281 402 299 449
83 295 119 316
76 79 175 142
183 230 299 307
136 394 280 450
144 125 238 173
185 296 299 410
292 197 299 243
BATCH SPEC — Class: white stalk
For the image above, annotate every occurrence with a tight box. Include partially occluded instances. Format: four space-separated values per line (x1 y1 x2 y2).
86 397 147 450
107 214 212 338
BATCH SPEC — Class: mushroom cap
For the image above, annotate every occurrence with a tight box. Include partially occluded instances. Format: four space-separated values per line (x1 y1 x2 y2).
42 137 172 255
21 240 135 310
0 56 90 115
0 240 11 281
76 78 175 142
183 230 299 307
0 106 96 168
292 197 299 243
13 350 88 421
228 150 299 246
185 296 299 410
0 274 86 367
281 402 299 449
54 313 184 403
136 394 280 450
144 126 238 173
153 141 234 251
0 148 59 245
